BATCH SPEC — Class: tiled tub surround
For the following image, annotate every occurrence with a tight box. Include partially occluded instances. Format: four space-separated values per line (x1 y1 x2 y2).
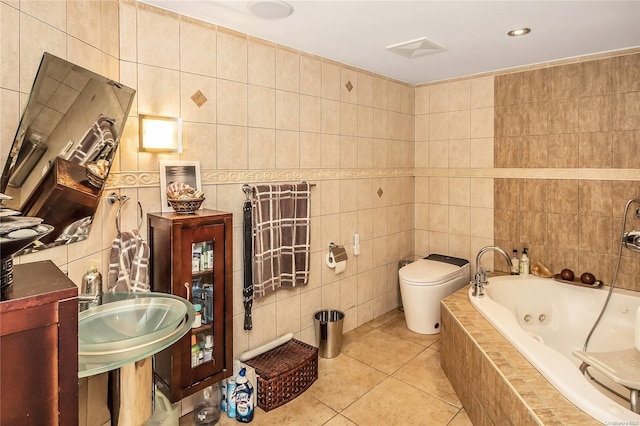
494 178 640 291
492 52 640 291
441 288 600 425
469 275 640 423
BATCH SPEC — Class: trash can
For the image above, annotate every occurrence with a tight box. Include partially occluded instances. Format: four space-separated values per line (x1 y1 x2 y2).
314 310 345 358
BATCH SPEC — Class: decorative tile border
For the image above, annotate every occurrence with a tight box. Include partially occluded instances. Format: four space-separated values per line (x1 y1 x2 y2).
107 167 640 189
106 168 415 189
416 167 640 181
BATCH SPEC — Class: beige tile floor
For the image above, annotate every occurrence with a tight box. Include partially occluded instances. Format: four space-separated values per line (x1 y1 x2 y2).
180 310 472 426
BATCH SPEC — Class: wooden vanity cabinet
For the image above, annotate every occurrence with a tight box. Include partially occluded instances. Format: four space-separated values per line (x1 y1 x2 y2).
148 209 233 402
0 260 78 425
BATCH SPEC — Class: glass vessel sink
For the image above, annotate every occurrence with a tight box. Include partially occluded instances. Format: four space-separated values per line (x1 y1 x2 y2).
78 292 195 378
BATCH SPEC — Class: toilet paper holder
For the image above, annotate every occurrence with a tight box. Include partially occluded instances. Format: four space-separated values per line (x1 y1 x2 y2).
328 242 348 263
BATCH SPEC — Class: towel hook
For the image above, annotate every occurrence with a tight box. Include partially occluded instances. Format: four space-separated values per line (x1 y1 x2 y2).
108 192 143 234
242 184 253 201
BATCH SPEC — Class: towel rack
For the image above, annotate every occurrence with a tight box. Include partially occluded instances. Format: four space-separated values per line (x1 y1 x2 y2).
242 182 316 199
107 192 142 233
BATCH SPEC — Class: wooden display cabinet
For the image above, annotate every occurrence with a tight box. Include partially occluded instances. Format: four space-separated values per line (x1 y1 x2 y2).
148 209 233 402
0 260 78 425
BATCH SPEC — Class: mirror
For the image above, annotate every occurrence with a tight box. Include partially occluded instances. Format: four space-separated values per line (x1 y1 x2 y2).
0 53 136 251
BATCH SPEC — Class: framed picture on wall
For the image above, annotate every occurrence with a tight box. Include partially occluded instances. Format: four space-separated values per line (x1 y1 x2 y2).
159 160 202 212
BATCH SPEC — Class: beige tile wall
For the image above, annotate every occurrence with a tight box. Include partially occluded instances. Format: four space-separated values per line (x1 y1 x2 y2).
2 1 414 360
414 77 496 272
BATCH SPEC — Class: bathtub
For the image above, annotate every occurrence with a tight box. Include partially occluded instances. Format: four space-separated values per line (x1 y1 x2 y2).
469 274 640 424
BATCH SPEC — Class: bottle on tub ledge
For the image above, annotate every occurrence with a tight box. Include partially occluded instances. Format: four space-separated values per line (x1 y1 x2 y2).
510 249 520 275
519 247 530 276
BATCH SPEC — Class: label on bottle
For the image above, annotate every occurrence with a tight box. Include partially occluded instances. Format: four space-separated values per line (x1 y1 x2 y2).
192 349 198 368
510 259 519 275
235 382 254 422
203 347 212 362
193 252 201 272
227 381 237 418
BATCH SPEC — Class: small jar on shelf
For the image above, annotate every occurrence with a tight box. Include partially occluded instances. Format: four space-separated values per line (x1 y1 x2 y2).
193 304 202 328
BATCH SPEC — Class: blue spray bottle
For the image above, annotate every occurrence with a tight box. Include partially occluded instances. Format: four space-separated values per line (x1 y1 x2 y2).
235 368 254 422
226 376 237 418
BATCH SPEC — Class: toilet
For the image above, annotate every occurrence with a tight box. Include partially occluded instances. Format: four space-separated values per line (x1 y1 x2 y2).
399 254 470 334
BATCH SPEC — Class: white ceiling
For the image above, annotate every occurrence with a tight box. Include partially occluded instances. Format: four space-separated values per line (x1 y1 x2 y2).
141 1 640 85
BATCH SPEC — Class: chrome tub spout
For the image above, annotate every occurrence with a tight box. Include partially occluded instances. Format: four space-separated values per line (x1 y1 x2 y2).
472 246 513 298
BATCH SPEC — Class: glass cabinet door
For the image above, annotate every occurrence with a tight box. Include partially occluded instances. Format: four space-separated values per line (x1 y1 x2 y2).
190 239 214 369
180 223 226 386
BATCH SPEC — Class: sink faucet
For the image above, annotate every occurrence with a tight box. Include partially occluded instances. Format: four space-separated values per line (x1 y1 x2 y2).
472 246 513 297
78 261 103 311
78 292 102 311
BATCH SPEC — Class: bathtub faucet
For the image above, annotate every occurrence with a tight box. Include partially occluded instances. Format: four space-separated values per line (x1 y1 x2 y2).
472 246 513 298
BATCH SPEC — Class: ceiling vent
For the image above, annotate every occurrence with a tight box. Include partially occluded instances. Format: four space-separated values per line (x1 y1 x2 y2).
386 37 445 59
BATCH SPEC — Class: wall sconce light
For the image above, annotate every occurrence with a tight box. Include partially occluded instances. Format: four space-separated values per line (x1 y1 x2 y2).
139 114 182 153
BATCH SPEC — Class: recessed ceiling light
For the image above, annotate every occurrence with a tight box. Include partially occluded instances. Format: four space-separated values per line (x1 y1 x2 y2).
247 1 293 20
507 28 531 37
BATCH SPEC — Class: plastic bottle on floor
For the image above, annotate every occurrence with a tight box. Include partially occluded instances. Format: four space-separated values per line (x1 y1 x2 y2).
235 368 254 423
227 376 237 418
193 385 220 426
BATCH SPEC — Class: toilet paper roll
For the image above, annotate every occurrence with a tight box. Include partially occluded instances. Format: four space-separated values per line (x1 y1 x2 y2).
326 252 347 274
334 260 346 274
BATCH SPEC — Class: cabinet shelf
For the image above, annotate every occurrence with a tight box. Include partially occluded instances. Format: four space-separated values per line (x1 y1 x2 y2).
192 269 213 277
148 209 233 403
191 324 213 334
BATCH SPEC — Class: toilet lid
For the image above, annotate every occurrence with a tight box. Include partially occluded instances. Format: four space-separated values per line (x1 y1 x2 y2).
399 259 468 286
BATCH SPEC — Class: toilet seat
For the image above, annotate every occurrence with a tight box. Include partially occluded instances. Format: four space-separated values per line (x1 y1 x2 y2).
399 259 466 286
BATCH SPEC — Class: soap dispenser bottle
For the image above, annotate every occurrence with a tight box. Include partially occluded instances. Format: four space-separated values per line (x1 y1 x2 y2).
519 248 530 276
81 259 102 300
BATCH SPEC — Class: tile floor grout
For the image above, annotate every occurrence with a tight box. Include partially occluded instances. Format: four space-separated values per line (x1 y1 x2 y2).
181 310 472 425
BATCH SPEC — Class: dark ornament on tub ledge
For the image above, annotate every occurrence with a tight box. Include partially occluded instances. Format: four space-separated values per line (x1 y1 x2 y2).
553 273 603 288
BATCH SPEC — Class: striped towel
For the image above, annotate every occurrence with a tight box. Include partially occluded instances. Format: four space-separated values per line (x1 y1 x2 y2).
66 115 115 165
107 229 150 292
252 183 311 298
